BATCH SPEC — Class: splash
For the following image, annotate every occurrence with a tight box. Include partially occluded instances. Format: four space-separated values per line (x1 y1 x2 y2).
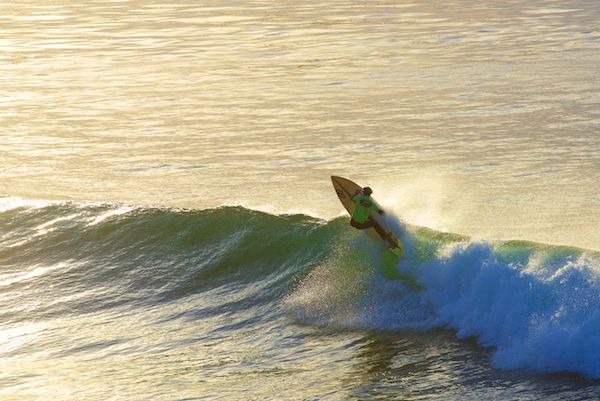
406 240 600 377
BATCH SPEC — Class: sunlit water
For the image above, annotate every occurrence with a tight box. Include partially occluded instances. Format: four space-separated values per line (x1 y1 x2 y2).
1 1 600 399
1 0 598 250
2 0 599 249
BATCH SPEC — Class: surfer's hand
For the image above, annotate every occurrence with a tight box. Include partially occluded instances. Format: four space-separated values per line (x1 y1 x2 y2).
378 210 385 215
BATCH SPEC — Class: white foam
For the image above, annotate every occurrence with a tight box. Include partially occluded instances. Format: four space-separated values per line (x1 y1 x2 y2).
411 242 600 377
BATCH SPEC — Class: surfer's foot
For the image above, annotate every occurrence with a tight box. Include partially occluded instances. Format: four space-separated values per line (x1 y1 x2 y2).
384 231 398 248
384 232 398 248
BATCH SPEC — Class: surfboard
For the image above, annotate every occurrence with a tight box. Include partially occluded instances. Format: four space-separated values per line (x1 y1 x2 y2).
331 176 405 257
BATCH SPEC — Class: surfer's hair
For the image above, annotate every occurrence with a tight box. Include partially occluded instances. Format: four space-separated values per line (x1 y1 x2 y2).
363 187 372 196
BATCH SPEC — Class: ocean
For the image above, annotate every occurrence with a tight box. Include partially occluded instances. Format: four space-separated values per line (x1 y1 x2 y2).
1 0 599 400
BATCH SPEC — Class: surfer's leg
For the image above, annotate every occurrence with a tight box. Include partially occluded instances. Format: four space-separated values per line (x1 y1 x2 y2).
369 219 391 241
350 219 370 229
353 218 390 240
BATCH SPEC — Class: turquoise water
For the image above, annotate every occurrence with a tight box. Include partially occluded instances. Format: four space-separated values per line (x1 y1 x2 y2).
1 0 600 399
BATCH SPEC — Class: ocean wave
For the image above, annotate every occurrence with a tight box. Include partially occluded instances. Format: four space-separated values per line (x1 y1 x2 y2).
1 198 600 378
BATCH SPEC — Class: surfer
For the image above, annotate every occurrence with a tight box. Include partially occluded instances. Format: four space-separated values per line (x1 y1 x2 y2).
350 187 393 244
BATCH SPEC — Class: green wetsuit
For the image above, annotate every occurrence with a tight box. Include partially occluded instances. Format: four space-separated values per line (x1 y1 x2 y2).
351 194 381 223
350 192 396 247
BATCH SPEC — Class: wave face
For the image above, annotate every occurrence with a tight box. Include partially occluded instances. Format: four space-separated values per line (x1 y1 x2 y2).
0 198 332 322
2 197 600 386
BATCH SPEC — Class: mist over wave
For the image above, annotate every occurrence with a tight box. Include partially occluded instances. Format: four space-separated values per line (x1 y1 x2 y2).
2 197 600 380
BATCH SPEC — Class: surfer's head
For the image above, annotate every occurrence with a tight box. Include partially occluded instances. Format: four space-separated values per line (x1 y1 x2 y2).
363 187 372 196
